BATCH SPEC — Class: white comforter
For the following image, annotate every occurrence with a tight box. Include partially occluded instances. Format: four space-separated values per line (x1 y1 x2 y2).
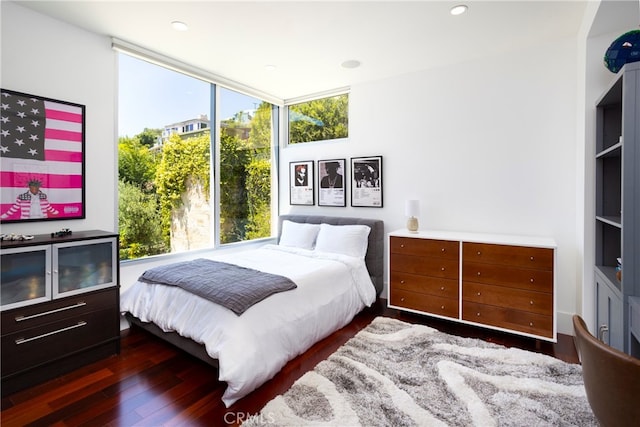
120 244 377 407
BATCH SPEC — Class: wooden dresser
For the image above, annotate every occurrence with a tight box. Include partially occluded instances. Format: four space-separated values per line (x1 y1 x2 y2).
388 230 556 341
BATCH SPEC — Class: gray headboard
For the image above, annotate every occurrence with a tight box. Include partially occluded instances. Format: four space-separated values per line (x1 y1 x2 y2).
278 215 384 296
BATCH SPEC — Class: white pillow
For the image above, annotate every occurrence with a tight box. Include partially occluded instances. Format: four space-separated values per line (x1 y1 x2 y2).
278 220 321 250
314 223 371 258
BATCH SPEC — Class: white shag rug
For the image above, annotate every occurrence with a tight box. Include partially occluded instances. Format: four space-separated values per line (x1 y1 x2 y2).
244 316 597 427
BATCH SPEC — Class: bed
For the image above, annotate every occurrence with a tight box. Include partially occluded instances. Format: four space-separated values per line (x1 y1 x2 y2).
120 215 384 407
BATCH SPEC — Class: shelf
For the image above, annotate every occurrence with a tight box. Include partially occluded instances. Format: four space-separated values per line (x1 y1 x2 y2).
595 220 621 269
595 150 621 219
595 265 622 293
596 215 622 228
596 71 622 107
596 72 623 153
596 141 622 159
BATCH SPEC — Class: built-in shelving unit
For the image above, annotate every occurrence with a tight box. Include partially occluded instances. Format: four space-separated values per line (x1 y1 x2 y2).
594 61 640 355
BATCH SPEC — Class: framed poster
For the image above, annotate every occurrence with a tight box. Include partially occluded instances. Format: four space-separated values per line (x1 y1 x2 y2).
318 158 346 207
1 89 86 223
351 156 383 208
289 160 314 205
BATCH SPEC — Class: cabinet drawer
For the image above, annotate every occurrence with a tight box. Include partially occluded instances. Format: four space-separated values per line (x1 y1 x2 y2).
1 306 118 376
391 254 459 279
390 237 459 259
463 243 553 270
390 289 458 319
462 301 553 339
462 261 552 293
390 271 458 299
462 282 552 316
1 287 118 335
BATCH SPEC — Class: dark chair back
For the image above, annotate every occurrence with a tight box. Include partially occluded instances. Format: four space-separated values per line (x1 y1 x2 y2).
572 315 640 427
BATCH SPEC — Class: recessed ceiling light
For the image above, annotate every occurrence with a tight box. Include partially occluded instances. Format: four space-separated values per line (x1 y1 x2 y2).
171 21 189 31
341 59 361 69
265 64 277 71
450 5 468 16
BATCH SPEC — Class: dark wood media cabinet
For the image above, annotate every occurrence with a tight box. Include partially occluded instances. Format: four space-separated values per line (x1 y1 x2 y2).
1 230 120 396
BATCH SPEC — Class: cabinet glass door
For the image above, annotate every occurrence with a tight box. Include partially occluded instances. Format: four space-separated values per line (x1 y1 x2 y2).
0 245 52 311
54 237 117 298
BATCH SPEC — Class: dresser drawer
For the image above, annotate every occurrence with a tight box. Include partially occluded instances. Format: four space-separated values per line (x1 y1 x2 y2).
462 301 553 339
462 261 552 293
1 306 118 376
391 254 459 279
390 289 458 319
1 287 118 335
463 243 553 270
390 237 459 259
462 282 552 315
390 271 458 299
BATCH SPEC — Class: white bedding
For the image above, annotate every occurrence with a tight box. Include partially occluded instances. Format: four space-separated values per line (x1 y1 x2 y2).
120 244 377 407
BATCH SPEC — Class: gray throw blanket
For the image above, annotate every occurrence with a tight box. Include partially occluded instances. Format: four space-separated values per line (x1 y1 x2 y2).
138 258 297 315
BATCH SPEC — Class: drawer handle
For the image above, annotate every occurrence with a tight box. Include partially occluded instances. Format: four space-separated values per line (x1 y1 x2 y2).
440 286 445 291
477 292 481 296
530 278 534 283
477 251 481 255
530 256 534 261
477 271 481 276
441 305 445 310
14 302 87 322
530 300 534 305
400 280 405 284
476 312 481 317
441 267 445 271
401 297 405 302
529 322 534 326
400 244 405 248
441 248 446 252
15 321 87 345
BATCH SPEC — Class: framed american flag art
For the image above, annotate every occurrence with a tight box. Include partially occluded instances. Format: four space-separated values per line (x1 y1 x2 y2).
0 89 85 223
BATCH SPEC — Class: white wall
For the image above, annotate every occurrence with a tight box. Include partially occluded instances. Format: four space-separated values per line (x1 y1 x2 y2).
1 1 117 236
279 39 581 334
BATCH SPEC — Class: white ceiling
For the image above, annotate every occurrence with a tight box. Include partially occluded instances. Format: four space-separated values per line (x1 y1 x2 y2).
14 1 592 101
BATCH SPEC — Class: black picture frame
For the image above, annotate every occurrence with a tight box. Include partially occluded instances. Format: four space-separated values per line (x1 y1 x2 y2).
289 160 314 205
1 88 86 223
318 158 346 207
351 155 383 208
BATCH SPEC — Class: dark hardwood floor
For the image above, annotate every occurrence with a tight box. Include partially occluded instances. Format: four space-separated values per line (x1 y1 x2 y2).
1 300 579 426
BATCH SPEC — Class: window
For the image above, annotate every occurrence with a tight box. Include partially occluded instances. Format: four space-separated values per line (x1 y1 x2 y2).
117 53 274 260
287 93 349 144
218 88 273 244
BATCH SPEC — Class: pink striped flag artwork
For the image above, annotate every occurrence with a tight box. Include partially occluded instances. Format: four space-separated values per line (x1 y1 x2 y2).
0 89 85 222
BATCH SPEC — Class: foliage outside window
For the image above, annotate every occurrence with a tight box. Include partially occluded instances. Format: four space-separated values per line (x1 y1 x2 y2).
118 54 273 260
288 94 348 144
218 89 273 244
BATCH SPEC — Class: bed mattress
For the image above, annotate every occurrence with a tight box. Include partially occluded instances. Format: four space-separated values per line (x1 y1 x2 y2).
120 244 377 406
